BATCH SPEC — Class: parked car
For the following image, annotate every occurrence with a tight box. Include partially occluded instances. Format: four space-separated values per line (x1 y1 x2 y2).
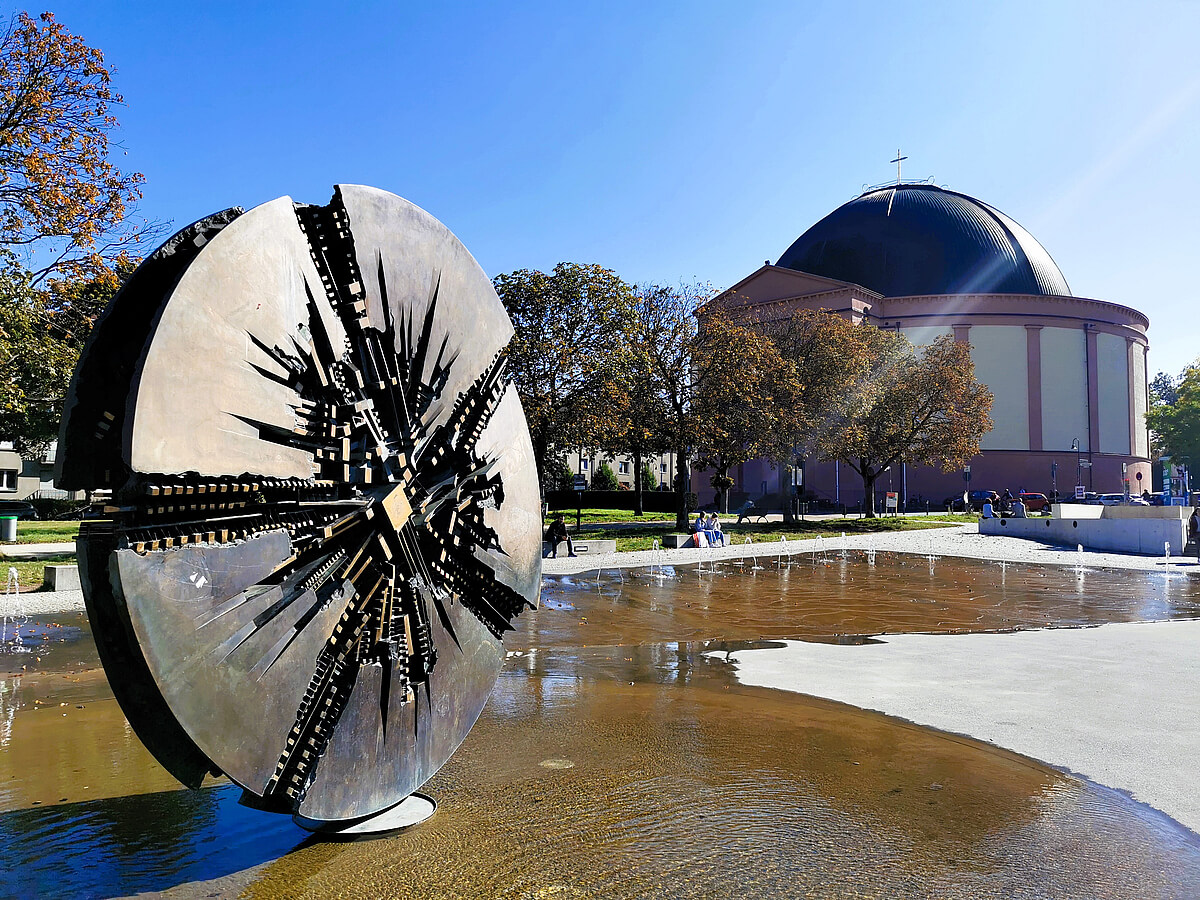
949 489 1000 512
1017 492 1050 512
0 499 38 520
1098 493 1127 506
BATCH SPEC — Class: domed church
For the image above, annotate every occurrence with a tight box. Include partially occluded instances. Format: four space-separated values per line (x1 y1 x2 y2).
697 180 1151 508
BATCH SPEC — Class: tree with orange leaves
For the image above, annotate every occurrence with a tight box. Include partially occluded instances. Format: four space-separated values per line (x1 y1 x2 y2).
773 311 992 516
0 11 157 288
692 312 798 513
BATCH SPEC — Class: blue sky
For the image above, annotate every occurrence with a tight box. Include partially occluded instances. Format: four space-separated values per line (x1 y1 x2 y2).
47 0 1200 376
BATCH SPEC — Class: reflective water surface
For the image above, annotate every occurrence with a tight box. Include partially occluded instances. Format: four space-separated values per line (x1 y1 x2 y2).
1 553 1199 898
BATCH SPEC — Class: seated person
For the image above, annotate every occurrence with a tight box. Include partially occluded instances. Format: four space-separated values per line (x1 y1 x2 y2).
706 512 726 546
735 499 756 524
1010 497 1027 518
693 511 706 533
542 514 577 558
980 499 997 519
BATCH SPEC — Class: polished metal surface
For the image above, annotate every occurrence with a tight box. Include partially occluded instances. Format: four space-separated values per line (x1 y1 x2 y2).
56 185 541 822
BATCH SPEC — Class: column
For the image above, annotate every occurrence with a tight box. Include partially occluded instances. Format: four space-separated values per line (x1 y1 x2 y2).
1026 325 1043 451
1085 325 1100 456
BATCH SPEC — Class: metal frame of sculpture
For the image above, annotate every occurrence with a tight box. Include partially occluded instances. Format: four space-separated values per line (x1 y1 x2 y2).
55 185 541 830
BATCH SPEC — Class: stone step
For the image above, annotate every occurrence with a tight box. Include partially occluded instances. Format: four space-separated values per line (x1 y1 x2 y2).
545 539 616 558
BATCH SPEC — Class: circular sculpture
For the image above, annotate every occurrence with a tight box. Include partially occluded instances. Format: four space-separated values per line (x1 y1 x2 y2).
56 185 541 827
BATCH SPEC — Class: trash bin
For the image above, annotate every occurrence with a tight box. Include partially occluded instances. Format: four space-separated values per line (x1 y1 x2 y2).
0 516 15 543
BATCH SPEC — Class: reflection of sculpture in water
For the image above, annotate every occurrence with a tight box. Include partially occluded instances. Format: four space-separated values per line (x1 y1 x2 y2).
55 186 542 832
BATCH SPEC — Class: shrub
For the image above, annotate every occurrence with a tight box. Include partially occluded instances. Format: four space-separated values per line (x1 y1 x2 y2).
640 461 658 491
590 461 620 492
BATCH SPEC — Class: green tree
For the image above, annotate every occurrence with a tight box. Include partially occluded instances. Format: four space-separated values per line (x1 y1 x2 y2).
590 460 620 492
0 12 160 285
774 312 992 516
634 282 711 531
0 259 78 454
1146 359 1200 473
494 262 637 493
640 460 658 492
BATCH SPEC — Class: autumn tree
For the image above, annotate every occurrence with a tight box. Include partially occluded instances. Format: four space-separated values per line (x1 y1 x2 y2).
0 12 159 286
1146 359 1200 472
774 312 992 516
494 262 637 492
691 313 798 513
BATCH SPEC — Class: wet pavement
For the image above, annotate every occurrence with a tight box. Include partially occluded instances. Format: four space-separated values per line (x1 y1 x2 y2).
1 553 1199 898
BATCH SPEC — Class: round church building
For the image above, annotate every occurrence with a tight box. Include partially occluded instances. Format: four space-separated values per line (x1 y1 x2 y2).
696 182 1151 509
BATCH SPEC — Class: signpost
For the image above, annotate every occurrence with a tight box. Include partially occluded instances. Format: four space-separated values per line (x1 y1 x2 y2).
885 491 899 514
573 474 586 530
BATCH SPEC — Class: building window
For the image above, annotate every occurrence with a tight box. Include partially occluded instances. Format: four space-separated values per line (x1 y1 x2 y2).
0 470 16 492
581 459 589 470
660 462 668 472
618 461 629 475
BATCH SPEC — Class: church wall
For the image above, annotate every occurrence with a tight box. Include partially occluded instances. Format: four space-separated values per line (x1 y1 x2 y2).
1097 332 1131 455
969 325 1029 450
900 325 952 348
1040 327 1090 452
1131 344 1148 458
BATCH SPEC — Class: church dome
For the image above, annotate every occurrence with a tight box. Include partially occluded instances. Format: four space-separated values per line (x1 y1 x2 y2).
776 184 1070 297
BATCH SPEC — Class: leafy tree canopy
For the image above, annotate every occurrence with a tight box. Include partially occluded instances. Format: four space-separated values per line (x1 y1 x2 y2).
494 262 637 492
692 311 799 512
1146 359 1200 468
0 256 82 454
772 311 992 515
0 12 159 286
632 281 711 529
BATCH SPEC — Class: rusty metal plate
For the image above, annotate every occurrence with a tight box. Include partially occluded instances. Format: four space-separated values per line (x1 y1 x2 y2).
58 185 541 822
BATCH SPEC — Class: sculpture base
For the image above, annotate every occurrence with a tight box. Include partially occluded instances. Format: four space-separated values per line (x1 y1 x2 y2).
293 792 436 836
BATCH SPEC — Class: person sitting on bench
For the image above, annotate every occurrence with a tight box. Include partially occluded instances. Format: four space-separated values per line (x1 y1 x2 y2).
706 512 726 546
543 514 577 558
735 499 757 524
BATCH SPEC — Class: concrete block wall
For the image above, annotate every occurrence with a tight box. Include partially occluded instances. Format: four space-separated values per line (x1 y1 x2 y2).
981 505 1192 555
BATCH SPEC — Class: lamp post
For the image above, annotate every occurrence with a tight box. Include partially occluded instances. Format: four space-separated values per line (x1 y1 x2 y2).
1072 438 1081 496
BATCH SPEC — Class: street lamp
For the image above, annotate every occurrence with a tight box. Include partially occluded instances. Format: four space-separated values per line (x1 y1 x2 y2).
1072 438 1081 497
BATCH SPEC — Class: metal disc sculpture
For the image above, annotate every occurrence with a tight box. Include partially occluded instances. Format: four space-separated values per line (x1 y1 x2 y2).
55 185 541 830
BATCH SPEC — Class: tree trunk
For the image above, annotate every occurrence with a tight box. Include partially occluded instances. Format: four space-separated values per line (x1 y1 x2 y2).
862 465 877 518
633 448 644 516
718 463 730 514
782 464 795 524
533 433 549 497
675 447 690 532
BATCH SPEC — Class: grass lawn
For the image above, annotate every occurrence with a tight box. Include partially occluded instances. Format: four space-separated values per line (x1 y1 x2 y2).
545 508 675 525
4 553 76 592
573 514 975 552
10 521 81 544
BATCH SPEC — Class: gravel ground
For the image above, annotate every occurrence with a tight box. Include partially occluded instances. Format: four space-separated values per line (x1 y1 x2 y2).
7 523 1196 616
542 522 1200 576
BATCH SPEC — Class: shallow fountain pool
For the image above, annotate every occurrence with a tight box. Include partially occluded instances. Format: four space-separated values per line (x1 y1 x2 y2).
1 553 1198 898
